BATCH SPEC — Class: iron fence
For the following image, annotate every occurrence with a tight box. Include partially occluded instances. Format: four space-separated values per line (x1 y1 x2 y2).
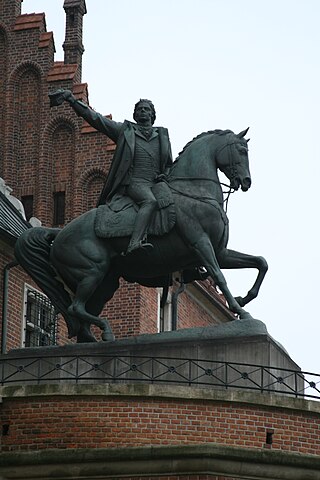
1 354 319 400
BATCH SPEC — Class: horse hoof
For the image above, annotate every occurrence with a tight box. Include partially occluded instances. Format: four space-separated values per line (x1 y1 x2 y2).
101 332 115 342
239 311 254 321
235 296 245 307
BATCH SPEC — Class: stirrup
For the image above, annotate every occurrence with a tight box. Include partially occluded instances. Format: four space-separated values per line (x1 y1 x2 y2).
125 240 154 255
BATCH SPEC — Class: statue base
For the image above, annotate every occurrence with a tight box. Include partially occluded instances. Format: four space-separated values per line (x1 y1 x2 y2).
5 319 302 394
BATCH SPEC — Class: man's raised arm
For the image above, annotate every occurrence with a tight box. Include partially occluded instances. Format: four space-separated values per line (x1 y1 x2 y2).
49 89 122 143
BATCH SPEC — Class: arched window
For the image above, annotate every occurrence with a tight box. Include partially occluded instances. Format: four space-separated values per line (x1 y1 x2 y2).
15 68 41 187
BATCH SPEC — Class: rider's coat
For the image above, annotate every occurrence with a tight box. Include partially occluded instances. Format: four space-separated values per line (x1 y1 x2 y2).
69 98 173 204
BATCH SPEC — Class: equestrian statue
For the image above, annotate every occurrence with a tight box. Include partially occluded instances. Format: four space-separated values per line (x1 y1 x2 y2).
14 90 268 342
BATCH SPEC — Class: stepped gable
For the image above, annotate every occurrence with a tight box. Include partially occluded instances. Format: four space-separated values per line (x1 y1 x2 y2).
72 83 115 136
81 117 114 136
47 61 78 82
73 82 88 102
14 12 46 32
13 12 55 52
39 31 54 49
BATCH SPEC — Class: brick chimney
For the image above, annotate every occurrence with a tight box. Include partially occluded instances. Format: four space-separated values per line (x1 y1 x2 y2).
63 0 87 83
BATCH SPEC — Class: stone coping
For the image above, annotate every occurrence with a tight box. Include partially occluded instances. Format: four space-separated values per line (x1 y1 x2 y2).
10 319 270 353
1 383 319 415
7 318 296 366
0 443 320 479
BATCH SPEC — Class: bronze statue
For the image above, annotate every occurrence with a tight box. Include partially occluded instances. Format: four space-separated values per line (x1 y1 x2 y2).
15 95 268 342
50 90 173 254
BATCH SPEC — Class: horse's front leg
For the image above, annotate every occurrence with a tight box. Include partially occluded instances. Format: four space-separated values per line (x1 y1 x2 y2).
217 249 268 307
192 235 252 320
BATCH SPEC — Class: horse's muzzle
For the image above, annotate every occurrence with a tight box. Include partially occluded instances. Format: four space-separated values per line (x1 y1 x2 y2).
241 177 251 192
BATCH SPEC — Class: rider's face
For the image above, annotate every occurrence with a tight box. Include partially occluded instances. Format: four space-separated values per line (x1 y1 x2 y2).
134 102 153 126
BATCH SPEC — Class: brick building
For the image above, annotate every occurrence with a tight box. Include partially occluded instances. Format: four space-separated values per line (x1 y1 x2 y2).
0 2 319 479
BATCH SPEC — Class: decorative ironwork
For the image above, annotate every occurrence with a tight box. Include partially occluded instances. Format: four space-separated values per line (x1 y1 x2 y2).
0 354 319 400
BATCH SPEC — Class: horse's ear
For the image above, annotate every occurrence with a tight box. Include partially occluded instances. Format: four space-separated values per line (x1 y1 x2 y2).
237 127 249 138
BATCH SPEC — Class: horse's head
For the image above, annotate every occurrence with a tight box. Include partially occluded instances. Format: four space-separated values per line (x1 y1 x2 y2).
216 128 251 192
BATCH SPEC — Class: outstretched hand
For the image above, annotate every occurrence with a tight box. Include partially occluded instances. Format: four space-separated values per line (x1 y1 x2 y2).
48 89 72 107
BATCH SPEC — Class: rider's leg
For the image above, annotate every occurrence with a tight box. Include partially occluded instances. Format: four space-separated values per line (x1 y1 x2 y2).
126 183 157 253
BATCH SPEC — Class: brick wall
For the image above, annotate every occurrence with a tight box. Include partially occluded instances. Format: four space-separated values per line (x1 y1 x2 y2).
1 393 319 455
0 244 30 351
178 290 222 329
0 27 7 166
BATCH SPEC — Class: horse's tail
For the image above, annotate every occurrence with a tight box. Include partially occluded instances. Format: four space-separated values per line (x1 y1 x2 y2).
14 227 79 338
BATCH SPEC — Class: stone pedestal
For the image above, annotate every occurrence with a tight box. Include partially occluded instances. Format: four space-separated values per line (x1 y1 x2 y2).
4 319 303 395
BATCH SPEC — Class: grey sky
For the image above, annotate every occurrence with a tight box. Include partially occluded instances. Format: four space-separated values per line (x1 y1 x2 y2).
23 0 320 373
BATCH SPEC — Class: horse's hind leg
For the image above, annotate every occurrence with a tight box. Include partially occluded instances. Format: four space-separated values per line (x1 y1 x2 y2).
86 271 120 317
68 267 115 342
218 249 268 307
62 247 115 341
75 270 120 343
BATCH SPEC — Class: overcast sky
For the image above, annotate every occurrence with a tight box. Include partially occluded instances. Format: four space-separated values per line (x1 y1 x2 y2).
23 0 320 374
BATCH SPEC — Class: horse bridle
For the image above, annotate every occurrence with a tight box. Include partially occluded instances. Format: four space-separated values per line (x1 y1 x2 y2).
216 139 244 185
163 136 247 212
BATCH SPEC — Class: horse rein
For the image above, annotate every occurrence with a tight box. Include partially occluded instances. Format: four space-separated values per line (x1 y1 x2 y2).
165 177 233 212
167 137 245 212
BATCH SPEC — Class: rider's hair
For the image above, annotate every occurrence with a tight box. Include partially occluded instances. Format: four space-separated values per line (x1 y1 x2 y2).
133 99 156 124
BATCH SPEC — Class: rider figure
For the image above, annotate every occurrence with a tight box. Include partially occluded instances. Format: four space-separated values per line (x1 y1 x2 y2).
50 90 173 254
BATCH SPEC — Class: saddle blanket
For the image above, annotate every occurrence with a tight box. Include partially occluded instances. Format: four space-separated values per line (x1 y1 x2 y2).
94 182 176 239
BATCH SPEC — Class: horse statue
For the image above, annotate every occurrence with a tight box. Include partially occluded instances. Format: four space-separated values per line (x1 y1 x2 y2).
15 128 268 343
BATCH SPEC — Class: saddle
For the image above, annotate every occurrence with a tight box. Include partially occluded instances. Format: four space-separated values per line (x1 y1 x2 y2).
94 181 176 239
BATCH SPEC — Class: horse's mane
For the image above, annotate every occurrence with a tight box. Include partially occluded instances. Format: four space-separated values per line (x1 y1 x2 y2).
176 129 234 161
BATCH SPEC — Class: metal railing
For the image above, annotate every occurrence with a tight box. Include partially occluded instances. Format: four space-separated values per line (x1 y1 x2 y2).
1 354 319 400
